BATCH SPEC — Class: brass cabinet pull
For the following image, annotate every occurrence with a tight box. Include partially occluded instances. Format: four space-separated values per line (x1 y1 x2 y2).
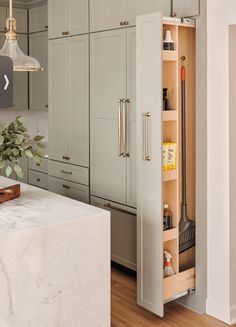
124 99 130 157
124 21 129 26
142 112 151 161
36 178 41 182
121 99 126 157
45 104 48 108
120 21 125 26
104 202 136 216
62 156 70 160
62 31 70 36
61 169 72 175
45 25 48 29
118 99 124 157
63 184 70 190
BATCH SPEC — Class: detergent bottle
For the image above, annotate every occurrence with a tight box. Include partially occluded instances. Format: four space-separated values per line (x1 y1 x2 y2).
164 251 175 278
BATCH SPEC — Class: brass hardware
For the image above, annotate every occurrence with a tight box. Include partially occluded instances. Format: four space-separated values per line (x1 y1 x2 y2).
124 21 129 26
36 163 40 166
61 170 72 175
120 21 125 26
62 156 70 160
118 99 124 157
45 104 48 108
63 184 70 190
143 112 151 161
104 203 137 216
121 99 126 157
45 25 48 29
36 178 41 182
125 153 130 158
62 31 70 36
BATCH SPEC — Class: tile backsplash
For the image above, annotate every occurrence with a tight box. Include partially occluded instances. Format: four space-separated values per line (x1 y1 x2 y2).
0 109 49 142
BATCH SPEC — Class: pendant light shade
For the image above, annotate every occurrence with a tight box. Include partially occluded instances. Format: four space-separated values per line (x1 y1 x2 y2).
0 0 42 72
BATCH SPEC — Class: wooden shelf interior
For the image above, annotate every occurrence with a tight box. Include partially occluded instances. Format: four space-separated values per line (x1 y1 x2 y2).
162 21 196 301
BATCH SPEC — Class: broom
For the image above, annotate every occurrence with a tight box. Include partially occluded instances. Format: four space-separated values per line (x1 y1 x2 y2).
179 63 195 254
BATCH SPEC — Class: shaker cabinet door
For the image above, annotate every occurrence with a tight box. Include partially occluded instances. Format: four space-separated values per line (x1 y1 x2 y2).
90 0 126 32
29 5 48 33
49 38 68 162
136 12 164 316
68 35 89 167
90 29 127 204
48 0 67 39
30 32 48 111
68 0 88 36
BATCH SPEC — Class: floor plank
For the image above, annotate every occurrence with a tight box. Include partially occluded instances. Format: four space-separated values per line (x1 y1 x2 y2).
111 269 232 327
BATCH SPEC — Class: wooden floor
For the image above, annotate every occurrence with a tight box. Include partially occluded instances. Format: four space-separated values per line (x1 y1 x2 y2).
111 268 231 327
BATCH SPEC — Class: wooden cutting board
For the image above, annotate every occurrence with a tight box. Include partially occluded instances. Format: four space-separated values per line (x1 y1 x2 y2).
0 184 21 203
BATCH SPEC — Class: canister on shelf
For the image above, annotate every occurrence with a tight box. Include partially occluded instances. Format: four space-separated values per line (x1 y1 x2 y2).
163 204 173 231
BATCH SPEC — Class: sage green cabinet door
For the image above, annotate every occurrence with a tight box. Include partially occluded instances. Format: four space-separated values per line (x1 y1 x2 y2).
90 0 126 32
127 0 171 26
68 35 89 167
48 0 88 39
29 5 48 33
30 32 48 111
49 38 68 162
173 0 200 17
126 27 136 208
90 29 127 204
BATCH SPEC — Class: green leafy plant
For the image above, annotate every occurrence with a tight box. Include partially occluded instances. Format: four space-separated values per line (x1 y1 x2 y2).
0 116 45 179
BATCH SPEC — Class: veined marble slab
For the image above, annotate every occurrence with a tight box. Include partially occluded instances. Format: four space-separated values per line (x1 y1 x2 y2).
0 177 110 327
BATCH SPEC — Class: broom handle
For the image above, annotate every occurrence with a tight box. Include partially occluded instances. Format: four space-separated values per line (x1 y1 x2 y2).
181 65 188 220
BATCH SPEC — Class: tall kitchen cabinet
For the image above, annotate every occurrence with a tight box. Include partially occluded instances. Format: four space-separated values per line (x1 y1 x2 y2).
48 0 89 204
90 27 137 270
136 13 197 316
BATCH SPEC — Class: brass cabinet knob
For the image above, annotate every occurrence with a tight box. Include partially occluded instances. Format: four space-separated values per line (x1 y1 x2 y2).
120 21 125 26
45 25 48 29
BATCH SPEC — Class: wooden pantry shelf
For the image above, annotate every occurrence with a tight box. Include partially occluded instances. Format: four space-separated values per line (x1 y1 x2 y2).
163 110 177 122
163 228 178 242
163 170 177 182
163 50 178 61
163 267 196 302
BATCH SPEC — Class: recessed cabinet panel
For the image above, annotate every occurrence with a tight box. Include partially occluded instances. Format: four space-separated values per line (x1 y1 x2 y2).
48 0 88 39
48 0 67 39
127 0 171 26
91 196 137 271
49 38 68 162
30 32 48 111
126 27 136 208
29 5 48 33
90 30 127 204
136 12 164 317
90 0 126 32
173 0 200 17
68 35 89 167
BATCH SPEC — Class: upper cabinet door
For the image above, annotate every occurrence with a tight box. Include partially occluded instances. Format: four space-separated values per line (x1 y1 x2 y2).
136 12 163 316
68 35 89 167
68 0 88 36
49 38 69 162
127 0 171 26
90 29 127 204
0 7 7 32
29 5 48 33
7 8 27 34
48 0 88 39
173 0 200 17
29 32 48 111
48 0 68 39
90 0 126 32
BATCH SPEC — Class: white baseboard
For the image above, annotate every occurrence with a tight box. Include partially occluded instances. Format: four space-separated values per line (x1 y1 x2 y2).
206 300 231 325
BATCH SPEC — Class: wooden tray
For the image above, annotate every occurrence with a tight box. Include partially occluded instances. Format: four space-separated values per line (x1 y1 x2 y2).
0 184 21 203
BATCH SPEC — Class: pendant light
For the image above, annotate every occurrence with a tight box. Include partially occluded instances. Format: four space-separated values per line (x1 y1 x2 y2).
0 0 42 72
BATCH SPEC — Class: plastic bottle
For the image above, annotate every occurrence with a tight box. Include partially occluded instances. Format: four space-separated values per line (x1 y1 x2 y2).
163 30 174 51
163 204 173 230
164 251 175 278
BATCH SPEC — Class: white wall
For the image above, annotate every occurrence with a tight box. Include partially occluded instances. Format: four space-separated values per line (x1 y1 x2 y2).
207 0 236 324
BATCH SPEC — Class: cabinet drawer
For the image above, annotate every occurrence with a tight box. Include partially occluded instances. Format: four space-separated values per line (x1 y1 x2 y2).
91 196 137 271
49 161 89 186
28 170 48 190
28 157 48 174
49 176 89 204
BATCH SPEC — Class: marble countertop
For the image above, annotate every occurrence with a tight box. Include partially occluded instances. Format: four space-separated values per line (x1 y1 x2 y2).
0 177 106 235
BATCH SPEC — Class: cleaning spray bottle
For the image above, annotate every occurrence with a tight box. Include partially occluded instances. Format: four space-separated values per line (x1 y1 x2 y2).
163 251 175 278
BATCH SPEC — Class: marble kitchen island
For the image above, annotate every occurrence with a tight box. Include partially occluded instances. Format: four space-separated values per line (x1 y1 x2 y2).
0 177 110 327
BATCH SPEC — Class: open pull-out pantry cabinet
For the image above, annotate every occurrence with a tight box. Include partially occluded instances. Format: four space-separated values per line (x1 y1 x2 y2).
136 13 196 316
